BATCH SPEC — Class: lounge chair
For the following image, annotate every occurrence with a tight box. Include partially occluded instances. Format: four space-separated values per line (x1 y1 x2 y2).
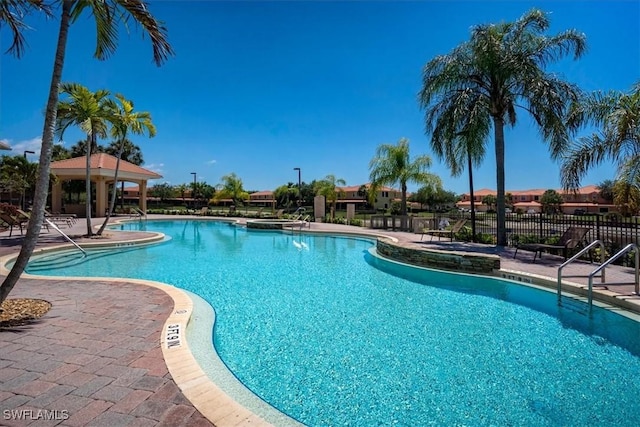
198 207 209 216
263 209 284 219
513 226 591 262
44 210 76 228
0 212 28 236
421 218 467 242
18 209 50 233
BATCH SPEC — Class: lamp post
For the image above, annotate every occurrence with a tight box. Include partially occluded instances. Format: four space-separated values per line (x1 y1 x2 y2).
191 172 197 208
293 167 301 208
23 150 35 159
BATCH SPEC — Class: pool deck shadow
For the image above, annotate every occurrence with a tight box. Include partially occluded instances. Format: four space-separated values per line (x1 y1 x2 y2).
0 215 638 426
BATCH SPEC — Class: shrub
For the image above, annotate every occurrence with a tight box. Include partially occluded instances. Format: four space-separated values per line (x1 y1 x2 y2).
0 203 19 215
475 233 496 244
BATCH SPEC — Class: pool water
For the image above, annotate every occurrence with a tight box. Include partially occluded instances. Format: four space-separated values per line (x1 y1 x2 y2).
26 220 640 426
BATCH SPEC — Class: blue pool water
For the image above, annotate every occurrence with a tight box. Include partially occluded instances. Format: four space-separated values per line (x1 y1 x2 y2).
26 220 640 426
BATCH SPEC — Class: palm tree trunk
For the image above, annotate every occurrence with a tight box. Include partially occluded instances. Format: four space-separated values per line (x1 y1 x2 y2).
97 144 123 235
85 134 93 236
0 1 72 305
467 153 476 243
400 183 407 216
121 181 125 209
494 116 507 246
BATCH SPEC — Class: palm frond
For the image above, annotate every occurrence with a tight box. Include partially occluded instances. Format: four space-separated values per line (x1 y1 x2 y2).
0 0 51 57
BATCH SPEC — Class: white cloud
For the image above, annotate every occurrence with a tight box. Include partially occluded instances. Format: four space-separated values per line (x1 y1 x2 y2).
0 136 44 157
144 163 164 174
206 159 217 165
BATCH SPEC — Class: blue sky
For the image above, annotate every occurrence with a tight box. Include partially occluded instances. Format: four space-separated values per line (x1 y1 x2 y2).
1 0 638 194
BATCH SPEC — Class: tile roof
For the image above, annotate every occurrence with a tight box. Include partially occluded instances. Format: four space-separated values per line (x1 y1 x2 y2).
338 183 399 192
50 153 162 178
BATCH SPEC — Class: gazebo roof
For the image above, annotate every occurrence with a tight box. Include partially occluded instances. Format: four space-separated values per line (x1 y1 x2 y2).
51 153 162 181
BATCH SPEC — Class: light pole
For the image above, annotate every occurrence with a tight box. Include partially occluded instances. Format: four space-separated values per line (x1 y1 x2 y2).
293 167 301 208
191 172 197 208
22 151 35 209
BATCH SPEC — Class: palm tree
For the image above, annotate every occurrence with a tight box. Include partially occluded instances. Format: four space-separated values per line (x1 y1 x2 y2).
56 83 112 236
0 0 50 58
105 137 144 209
215 173 249 206
274 183 298 208
419 8 586 246
561 82 640 192
69 139 104 157
52 143 71 161
596 179 615 203
423 96 489 240
369 137 441 216
357 184 369 209
0 155 36 207
314 174 346 220
1 0 173 305
97 94 155 235
176 183 188 203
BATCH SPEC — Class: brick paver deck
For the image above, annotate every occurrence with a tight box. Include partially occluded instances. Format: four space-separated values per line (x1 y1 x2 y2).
0 277 213 427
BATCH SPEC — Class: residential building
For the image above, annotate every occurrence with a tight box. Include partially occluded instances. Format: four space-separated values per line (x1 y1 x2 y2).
335 183 403 211
248 190 276 207
456 185 616 214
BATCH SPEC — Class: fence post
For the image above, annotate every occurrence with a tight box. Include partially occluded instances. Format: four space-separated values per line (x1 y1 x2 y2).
595 214 601 241
538 212 543 241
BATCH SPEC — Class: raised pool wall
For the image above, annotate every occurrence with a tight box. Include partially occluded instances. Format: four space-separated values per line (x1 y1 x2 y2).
376 237 500 274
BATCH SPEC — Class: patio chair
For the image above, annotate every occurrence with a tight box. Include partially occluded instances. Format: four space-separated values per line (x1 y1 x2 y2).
420 218 467 242
198 207 209 216
513 226 591 262
0 212 26 236
17 209 50 233
44 209 75 228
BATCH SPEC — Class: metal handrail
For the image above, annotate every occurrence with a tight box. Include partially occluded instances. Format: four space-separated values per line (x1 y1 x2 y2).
587 243 639 308
44 218 86 255
557 239 605 304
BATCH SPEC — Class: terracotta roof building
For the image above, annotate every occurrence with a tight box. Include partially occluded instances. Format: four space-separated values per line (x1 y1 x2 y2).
50 153 162 216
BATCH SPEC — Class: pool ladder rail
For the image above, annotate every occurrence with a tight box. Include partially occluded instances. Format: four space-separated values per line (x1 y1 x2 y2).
43 218 86 256
557 240 639 311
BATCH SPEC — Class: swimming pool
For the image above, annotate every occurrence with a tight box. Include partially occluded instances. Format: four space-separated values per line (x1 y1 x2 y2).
25 220 640 426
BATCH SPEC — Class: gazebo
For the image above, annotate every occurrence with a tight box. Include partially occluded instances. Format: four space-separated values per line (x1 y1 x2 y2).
50 153 162 216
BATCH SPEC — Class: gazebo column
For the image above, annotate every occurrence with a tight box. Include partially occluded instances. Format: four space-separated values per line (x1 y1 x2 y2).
52 180 63 213
96 177 108 217
139 180 148 212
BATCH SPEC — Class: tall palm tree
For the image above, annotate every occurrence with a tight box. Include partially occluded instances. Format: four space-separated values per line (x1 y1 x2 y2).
1 0 173 305
369 137 441 216
561 82 640 192
0 0 50 58
419 8 586 246
56 83 112 236
423 89 489 241
97 94 155 235
314 174 346 220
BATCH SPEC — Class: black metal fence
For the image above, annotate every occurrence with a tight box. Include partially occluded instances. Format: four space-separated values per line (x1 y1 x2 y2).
369 212 639 263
